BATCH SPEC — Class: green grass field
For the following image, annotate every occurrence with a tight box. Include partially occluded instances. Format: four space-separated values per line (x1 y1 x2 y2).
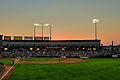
0 58 14 65
1 58 120 80
19 58 60 61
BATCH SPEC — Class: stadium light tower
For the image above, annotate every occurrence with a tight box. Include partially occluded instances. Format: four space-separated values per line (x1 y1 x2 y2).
33 23 53 40
33 24 40 40
43 24 53 40
93 19 99 40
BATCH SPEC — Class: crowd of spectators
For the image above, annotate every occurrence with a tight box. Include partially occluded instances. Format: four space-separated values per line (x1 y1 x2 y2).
0 48 119 58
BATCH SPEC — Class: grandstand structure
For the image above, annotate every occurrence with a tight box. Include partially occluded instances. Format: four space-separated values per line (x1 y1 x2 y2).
0 34 120 59
0 35 101 50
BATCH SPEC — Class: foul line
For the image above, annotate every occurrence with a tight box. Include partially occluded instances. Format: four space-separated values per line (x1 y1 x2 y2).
0 59 18 80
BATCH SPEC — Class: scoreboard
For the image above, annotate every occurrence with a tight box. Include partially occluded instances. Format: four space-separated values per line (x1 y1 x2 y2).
4 36 11 40
14 36 22 40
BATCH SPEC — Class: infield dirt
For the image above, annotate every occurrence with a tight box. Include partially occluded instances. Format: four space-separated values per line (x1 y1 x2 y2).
17 58 88 64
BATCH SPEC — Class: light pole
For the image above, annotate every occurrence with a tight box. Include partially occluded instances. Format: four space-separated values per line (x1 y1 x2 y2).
93 19 99 40
50 25 51 40
41 24 44 40
50 24 53 40
33 24 40 40
43 24 53 40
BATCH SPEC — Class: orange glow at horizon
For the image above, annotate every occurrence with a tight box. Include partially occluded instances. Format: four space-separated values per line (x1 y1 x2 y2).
0 0 120 46
1 32 120 46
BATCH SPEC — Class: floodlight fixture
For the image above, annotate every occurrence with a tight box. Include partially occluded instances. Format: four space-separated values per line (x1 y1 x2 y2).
38 24 43 26
93 19 99 23
43 24 50 26
33 24 40 26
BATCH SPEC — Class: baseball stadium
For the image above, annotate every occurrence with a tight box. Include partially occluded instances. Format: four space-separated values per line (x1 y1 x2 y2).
1 0 120 80
0 30 120 80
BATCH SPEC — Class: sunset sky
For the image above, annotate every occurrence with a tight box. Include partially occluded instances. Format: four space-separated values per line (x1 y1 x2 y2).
0 0 120 45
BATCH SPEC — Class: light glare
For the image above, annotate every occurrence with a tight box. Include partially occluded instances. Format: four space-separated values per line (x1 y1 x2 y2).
33 24 40 26
43 24 50 26
93 19 99 23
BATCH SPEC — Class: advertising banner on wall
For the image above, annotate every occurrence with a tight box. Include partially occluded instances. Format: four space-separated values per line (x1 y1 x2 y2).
4 36 11 40
35 37 43 40
14 36 22 40
44 37 49 40
24 37 33 40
